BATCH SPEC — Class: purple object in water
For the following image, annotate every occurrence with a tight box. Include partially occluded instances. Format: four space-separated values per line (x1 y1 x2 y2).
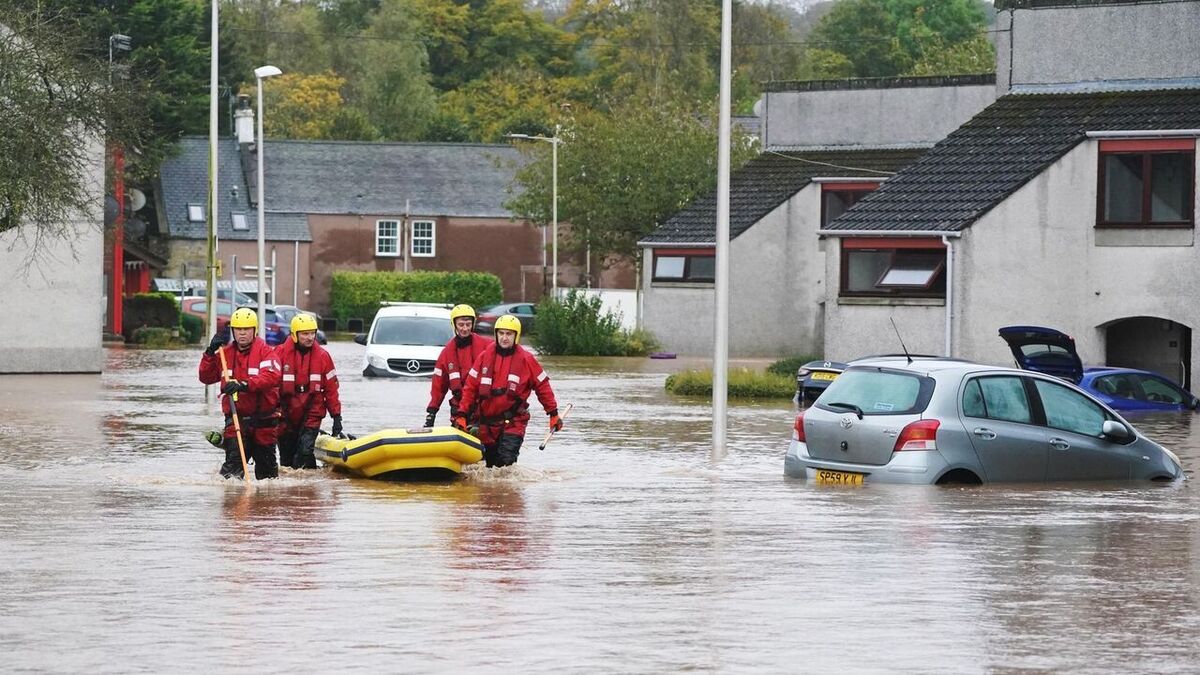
648 352 677 360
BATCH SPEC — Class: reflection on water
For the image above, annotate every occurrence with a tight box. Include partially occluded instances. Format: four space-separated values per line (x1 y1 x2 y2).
0 344 1199 671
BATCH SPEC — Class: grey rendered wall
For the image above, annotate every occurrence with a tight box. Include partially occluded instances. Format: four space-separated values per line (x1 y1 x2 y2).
0 139 105 373
764 85 996 149
641 184 828 357
952 140 1200 370
997 3 1200 91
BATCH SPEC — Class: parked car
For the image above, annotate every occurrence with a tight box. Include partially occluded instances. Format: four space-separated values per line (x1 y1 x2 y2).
998 325 1199 412
179 299 287 345
784 356 1184 485
356 303 454 377
795 360 848 403
272 304 328 345
475 302 536 334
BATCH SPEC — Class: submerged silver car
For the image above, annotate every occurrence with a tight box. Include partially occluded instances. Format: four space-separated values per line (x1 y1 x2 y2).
785 357 1184 485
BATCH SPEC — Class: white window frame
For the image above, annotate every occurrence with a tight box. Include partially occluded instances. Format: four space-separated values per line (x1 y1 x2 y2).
411 219 436 257
187 204 205 222
376 219 400 257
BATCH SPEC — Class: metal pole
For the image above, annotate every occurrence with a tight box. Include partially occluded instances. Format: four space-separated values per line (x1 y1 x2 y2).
256 75 267 327
293 241 299 305
712 0 733 460
551 132 559 298
270 246 277 304
206 3 220 403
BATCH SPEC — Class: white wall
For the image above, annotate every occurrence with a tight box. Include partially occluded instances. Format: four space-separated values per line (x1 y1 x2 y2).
558 287 638 331
0 137 106 373
641 184 828 357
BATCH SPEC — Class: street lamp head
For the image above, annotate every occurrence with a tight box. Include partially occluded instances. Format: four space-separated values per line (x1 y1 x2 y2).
110 34 132 51
254 65 283 80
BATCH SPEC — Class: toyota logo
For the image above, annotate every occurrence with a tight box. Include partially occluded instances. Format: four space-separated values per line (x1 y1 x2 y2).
839 415 854 429
406 359 421 373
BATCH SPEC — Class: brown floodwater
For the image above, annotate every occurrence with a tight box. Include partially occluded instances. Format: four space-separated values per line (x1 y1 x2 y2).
1 342 1198 672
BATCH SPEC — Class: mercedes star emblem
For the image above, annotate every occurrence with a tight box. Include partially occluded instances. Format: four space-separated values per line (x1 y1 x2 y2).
406 359 421 373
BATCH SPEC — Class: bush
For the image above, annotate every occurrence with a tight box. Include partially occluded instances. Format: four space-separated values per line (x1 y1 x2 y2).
130 326 176 347
665 368 795 399
613 327 661 357
533 290 658 356
179 312 204 343
122 292 180 340
329 270 503 328
767 354 822 377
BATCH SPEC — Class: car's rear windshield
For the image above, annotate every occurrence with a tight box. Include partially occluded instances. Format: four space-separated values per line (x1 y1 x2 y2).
815 368 934 415
372 316 452 346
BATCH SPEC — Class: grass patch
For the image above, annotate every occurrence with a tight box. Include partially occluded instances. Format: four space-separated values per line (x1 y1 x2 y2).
665 368 795 399
766 354 821 377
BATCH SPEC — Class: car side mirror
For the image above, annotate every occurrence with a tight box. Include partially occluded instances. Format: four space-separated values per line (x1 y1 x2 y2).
1101 419 1133 442
354 333 367 346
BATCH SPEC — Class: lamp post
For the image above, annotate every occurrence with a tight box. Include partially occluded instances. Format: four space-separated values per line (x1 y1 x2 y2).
253 65 282 328
107 34 131 337
506 129 561 296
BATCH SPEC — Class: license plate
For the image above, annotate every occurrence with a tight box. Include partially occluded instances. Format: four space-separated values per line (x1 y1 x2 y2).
810 372 838 381
813 469 864 485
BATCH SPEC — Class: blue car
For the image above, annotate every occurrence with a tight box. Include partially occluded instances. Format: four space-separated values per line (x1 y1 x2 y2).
795 360 849 403
998 325 1199 412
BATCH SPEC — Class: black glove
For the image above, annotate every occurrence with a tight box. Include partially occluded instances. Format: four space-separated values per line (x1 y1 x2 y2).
206 331 227 355
331 415 343 437
424 407 437 428
221 380 247 396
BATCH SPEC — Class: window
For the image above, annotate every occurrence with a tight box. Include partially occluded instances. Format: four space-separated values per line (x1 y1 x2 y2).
816 369 933 415
230 213 248 231
840 238 946 297
821 182 880 228
1136 374 1186 405
376 220 399 256
187 204 205 222
1033 379 1108 437
1092 373 1142 400
652 249 715 283
411 220 435 257
962 376 1033 424
1097 138 1195 227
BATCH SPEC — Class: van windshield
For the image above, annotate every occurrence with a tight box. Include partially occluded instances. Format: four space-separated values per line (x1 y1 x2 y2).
371 316 452 346
816 368 933 415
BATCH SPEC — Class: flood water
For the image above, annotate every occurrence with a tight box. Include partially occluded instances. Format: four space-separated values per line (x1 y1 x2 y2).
2 342 1199 672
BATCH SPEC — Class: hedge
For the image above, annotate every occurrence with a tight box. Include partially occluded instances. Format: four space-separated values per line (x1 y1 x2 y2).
766 355 822 377
533 290 659 356
122 292 180 340
665 368 795 399
329 270 503 327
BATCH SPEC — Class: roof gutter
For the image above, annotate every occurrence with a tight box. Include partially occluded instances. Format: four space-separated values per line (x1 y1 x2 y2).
817 230 962 238
1085 129 1200 139
637 241 716 248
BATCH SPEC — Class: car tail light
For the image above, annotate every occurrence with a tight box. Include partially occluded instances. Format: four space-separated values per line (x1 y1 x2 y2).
792 411 806 442
894 419 939 452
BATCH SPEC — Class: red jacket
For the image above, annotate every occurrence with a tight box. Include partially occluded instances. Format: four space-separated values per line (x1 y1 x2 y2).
198 338 281 444
274 339 341 430
427 333 492 413
458 344 557 440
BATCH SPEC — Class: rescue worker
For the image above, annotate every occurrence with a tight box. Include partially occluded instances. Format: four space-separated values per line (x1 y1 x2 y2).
454 314 563 467
425 304 492 427
198 307 282 479
275 313 343 469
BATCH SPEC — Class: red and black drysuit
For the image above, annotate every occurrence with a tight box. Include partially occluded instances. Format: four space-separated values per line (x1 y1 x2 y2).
426 333 492 425
274 339 342 469
198 338 282 479
456 342 558 467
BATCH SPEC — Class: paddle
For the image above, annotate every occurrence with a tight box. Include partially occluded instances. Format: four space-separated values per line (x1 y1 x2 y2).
217 347 252 481
538 402 573 451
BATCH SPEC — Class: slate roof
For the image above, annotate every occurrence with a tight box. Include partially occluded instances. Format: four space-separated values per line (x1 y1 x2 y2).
263 139 521 217
830 88 1200 232
159 138 312 241
995 0 1173 9
639 149 925 244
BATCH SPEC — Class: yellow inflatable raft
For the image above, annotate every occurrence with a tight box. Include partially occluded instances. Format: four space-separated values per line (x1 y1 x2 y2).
315 426 484 481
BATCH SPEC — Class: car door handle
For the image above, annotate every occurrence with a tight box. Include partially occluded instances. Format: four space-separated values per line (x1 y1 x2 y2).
1049 437 1071 451
972 427 997 440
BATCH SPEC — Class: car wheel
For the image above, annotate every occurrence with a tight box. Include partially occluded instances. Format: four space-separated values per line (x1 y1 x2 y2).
935 469 982 485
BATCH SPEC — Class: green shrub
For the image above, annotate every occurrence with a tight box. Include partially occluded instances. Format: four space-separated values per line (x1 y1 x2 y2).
329 270 503 328
130 326 176 347
767 354 821 377
613 327 661 357
122 292 180 340
179 312 204 343
665 368 795 399
532 290 657 356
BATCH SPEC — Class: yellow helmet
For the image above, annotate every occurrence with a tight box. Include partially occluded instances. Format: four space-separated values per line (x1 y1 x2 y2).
449 304 476 327
290 313 319 341
494 314 522 344
230 307 258 330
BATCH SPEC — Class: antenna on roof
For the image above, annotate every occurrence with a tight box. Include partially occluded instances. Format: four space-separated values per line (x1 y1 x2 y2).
890 317 912 365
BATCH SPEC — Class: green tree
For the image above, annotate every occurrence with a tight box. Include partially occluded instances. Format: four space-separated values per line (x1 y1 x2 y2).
350 0 438 139
253 71 363 140
506 102 757 265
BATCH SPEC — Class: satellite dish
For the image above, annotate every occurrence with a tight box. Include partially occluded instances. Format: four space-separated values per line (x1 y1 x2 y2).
128 188 147 212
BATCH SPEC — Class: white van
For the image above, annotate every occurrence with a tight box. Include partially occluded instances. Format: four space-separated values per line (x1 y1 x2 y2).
355 303 454 377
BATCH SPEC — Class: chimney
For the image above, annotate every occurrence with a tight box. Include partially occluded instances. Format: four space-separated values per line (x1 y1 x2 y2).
235 94 255 145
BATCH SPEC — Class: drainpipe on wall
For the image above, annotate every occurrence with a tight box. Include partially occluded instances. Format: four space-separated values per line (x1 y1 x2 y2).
942 234 954 357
